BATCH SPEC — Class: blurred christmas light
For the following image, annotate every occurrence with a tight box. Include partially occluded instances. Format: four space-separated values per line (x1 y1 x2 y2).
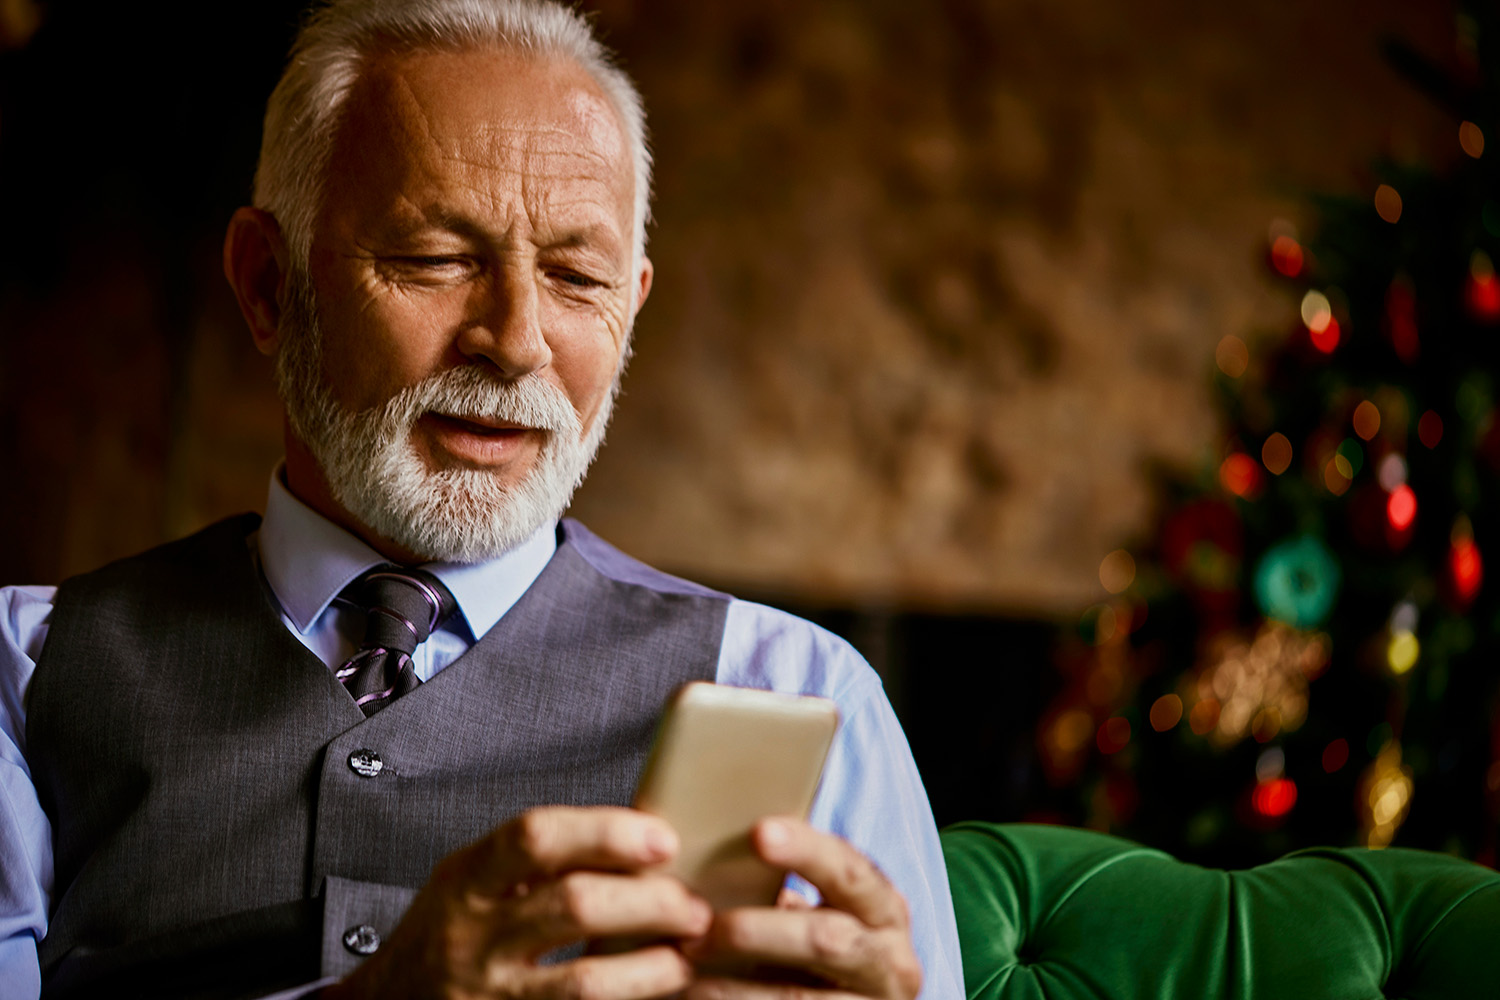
1215 335 1250 377
1255 746 1285 781
1384 278 1419 363
1099 549 1136 594
1386 630 1420 675
1261 432 1293 475
1447 519 1483 607
1377 453 1407 491
1039 707 1095 782
1270 235 1304 277
1373 184 1403 224
1460 120 1486 159
1052 709 1093 753
1359 742 1414 848
1220 453 1262 498
1081 603 1119 645
1097 717 1131 755
1310 317 1341 353
1300 290 1333 331
1322 738 1349 773
1150 694 1183 732
1252 777 1298 818
1324 457 1352 495
1466 250 1500 323
1352 401 1381 440
1189 698 1221 736
1418 410 1443 448
1254 536 1341 628
1194 621 1329 747
1386 484 1417 532
1389 600 1418 634
1336 439 1363 476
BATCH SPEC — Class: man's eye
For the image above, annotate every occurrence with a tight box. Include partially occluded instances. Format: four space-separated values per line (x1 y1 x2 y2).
552 270 603 289
379 256 475 283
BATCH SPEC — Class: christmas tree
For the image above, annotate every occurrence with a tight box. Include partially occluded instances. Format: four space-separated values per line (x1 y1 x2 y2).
1035 3 1500 868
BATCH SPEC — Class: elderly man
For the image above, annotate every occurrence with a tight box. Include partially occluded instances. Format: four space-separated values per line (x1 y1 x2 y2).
0 1 962 998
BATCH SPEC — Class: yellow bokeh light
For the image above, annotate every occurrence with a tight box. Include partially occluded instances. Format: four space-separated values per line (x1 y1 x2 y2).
1099 549 1136 594
1359 742 1414 849
1329 455 1354 492
1352 401 1381 441
1215 335 1249 378
1262 432 1292 475
1460 120 1485 159
1374 184 1403 224
1300 290 1333 332
1052 709 1094 754
1387 630 1420 675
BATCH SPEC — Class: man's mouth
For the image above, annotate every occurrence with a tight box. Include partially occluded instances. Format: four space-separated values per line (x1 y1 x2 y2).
424 412 533 436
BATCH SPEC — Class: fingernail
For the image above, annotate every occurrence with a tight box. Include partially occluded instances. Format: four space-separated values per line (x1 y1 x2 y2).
759 820 789 848
644 824 677 858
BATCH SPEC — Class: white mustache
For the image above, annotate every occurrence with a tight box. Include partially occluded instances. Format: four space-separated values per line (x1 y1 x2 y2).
382 368 581 436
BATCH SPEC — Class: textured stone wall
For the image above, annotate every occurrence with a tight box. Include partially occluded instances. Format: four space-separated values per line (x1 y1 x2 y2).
570 0 1459 611
0 0 1460 614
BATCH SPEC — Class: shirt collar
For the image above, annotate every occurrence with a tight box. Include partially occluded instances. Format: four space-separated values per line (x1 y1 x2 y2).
257 469 558 640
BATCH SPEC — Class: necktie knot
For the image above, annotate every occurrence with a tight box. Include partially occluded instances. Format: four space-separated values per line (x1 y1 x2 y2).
352 567 456 657
336 565 457 715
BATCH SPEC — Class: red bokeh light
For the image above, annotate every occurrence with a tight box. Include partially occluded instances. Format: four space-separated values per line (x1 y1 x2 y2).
1310 317 1341 354
1251 778 1298 818
1467 274 1500 323
1097 717 1131 755
1386 485 1417 532
1449 539 1484 606
1270 236 1304 277
1418 411 1443 449
1219 453 1263 498
1322 739 1349 773
1385 279 1419 363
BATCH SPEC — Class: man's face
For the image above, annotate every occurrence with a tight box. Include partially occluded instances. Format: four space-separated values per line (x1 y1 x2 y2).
279 46 647 560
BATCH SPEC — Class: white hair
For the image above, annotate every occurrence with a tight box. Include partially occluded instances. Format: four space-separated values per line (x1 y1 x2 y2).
253 0 651 279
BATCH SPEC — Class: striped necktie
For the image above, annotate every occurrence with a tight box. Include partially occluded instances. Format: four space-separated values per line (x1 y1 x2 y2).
335 565 457 716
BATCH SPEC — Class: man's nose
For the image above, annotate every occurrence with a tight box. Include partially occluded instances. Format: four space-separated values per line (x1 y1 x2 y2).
455 265 551 376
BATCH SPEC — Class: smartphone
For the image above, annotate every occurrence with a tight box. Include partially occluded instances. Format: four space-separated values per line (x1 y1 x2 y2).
634 682 840 910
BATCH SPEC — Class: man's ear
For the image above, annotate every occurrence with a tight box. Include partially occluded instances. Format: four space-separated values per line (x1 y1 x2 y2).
631 255 654 320
223 207 290 357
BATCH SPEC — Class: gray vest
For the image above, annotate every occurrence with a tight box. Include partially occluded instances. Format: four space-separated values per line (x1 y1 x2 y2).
26 515 729 998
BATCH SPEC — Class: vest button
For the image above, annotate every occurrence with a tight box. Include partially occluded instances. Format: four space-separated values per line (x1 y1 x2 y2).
348 749 384 778
343 923 381 956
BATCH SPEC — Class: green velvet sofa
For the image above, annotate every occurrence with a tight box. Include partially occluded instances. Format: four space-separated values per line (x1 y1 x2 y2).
941 822 1500 999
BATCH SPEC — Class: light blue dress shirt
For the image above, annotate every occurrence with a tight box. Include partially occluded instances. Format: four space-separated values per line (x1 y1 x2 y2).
0 476 963 1000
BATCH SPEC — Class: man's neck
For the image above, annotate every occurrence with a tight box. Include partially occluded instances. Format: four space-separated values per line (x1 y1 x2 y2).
282 426 432 565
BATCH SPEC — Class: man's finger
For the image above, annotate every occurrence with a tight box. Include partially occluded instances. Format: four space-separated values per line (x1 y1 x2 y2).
693 905 917 997
752 818 909 930
495 871 712 955
514 944 696 1000
451 806 680 893
684 976 865 1000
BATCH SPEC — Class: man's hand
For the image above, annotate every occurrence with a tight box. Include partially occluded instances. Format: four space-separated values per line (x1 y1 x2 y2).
325 806 712 1000
682 818 923 999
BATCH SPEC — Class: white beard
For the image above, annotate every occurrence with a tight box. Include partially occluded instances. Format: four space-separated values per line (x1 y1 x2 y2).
274 273 617 562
